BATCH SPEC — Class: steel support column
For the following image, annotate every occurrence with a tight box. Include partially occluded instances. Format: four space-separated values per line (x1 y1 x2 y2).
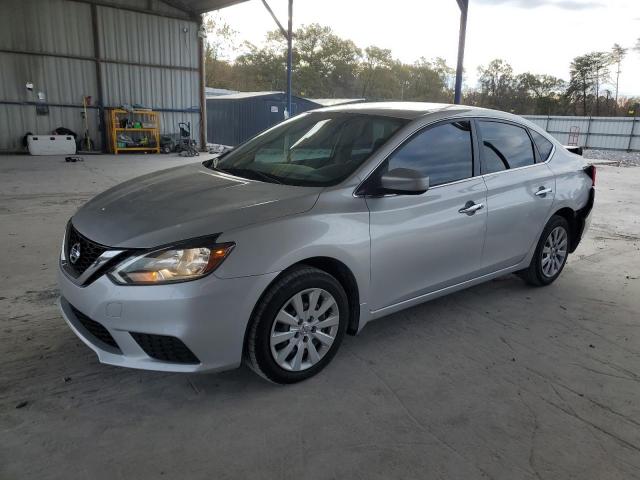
91 3 106 152
454 0 468 105
198 17 207 151
261 0 293 118
286 0 293 117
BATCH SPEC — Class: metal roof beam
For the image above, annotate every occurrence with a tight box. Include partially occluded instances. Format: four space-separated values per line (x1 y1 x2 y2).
260 0 289 40
158 0 200 17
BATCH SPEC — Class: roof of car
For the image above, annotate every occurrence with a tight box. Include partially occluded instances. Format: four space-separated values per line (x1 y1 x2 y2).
313 101 523 122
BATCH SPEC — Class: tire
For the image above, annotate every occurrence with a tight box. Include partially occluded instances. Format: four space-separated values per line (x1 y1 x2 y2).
519 215 570 287
246 266 349 384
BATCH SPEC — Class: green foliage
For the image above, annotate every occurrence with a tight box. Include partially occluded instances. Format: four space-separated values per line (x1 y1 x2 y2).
203 18 638 116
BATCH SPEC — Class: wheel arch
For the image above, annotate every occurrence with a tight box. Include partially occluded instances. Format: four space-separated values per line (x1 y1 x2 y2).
551 207 580 253
297 257 361 335
243 256 361 357
241 256 362 361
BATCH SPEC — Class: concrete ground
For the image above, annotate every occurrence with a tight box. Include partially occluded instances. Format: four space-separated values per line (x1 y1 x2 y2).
1 153 639 480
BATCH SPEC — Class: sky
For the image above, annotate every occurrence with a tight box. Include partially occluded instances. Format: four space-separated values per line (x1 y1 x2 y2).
212 0 640 96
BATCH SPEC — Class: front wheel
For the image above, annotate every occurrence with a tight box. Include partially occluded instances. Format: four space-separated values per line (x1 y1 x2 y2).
519 215 570 286
246 266 348 384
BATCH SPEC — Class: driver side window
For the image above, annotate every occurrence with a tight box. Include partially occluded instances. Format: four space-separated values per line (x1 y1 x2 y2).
386 121 474 187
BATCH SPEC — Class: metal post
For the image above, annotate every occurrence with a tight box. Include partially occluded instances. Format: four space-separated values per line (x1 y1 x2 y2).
628 117 637 152
198 17 207 151
91 4 106 152
454 0 468 105
585 116 592 149
260 0 293 117
286 0 293 117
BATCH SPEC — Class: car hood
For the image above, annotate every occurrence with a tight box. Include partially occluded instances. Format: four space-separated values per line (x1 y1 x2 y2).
72 163 322 248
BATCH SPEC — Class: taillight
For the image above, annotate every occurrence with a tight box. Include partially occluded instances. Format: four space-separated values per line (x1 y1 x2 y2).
584 165 596 186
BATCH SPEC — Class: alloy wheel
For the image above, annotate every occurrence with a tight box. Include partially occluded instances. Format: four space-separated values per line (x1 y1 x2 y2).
270 288 340 371
541 226 568 278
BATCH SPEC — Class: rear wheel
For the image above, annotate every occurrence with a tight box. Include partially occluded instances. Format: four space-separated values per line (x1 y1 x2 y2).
246 266 348 384
519 215 570 286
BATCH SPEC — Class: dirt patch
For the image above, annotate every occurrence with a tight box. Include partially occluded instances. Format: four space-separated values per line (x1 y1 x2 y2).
12 287 59 306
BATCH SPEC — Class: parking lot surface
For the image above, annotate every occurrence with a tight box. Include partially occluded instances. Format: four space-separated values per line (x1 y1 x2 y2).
1 153 639 479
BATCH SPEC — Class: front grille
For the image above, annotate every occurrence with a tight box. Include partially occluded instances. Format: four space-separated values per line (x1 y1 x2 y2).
65 224 108 278
70 305 120 350
131 333 200 364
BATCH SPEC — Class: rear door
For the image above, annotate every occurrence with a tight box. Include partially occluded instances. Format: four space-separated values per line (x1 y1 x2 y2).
476 119 556 272
366 120 488 311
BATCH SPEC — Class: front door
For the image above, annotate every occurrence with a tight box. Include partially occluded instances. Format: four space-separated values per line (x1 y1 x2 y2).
366 120 488 311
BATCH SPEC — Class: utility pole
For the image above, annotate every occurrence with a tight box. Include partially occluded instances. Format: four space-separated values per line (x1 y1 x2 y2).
454 0 469 104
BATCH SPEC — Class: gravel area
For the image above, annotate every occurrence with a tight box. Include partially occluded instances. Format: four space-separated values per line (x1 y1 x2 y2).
583 148 640 167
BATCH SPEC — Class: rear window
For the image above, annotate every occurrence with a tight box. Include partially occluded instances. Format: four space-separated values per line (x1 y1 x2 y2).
530 130 554 162
478 121 536 174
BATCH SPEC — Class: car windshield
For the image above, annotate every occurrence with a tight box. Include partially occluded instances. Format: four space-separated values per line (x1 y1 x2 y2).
207 112 407 187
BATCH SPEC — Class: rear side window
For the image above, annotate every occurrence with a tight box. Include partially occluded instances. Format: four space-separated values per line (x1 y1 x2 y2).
478 121 535 174
530 130 554 162
386 121 473 187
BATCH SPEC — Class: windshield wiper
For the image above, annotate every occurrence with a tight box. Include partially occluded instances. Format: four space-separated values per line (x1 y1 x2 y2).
217 167 284 185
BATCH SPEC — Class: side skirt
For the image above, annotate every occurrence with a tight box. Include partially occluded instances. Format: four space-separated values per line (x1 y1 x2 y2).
357 263 525 332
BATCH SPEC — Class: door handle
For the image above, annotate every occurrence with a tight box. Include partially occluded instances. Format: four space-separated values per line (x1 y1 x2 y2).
535 187 553 197
458 202 484 215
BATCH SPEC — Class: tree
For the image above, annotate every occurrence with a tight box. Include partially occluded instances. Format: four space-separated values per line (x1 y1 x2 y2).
611 43 627 109
292 24 361 98
567 52 612 115
513 73 565 114
477 59 514 110
358 46 394 98
590 52 612 115
233 40 283 91
201 20 627 117
203 14 237 89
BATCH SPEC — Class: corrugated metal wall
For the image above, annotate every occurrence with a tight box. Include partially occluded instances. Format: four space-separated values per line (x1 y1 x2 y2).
524 116 639 152
98 7 198 68
0 0 201 152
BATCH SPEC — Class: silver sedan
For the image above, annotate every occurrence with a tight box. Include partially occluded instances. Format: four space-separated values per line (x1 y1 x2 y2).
58 103 595 383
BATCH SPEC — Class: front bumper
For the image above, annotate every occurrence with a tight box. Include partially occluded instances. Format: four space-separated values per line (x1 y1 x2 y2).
57 266 278 373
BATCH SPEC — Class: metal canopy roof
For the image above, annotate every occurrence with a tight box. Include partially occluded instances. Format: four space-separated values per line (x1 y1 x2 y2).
162 0 249 15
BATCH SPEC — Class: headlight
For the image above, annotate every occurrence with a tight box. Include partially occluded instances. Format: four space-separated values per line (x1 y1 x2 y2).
109 242 235 285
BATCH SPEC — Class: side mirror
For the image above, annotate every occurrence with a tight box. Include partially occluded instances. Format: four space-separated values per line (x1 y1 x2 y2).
378 168 429 195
